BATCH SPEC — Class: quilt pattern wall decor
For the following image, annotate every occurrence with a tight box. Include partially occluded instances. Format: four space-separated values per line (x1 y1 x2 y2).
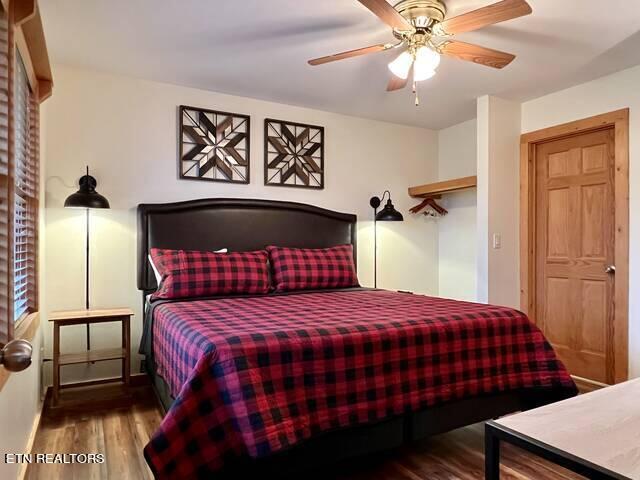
264 118 324 189
179 105 250 184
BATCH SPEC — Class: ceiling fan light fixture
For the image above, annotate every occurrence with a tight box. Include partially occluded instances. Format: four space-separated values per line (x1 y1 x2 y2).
388 50 413 79
307 0 531 103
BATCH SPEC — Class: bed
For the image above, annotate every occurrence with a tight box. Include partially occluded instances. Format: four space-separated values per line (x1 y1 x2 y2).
137 198 577 479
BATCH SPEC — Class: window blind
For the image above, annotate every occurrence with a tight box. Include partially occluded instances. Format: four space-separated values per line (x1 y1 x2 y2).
0 7 9 343
13 52 37 322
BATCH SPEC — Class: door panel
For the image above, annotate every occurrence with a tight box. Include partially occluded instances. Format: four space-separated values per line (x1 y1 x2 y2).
581 184 606 258
547 188 570 258
582 144 606 173
544 277 571 348
548 150 571 177
535 128 615 384
581 280 607 353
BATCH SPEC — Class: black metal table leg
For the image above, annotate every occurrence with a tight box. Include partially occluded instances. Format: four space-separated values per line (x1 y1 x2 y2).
485 423 500 480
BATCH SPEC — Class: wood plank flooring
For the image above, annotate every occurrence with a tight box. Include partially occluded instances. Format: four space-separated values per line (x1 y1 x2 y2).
26 386 160 480
324 424 582 480
27 386 583 480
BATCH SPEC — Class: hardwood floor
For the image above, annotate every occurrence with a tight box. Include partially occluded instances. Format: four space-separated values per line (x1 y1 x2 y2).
323 425 582 480
26 386 161 480
27 386 582 480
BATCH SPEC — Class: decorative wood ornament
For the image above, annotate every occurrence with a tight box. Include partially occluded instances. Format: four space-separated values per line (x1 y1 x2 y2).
264 118 324 189
179 105 250 184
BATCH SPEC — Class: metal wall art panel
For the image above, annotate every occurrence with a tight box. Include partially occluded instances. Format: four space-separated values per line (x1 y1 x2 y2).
264 118 324 189
179 105 250 184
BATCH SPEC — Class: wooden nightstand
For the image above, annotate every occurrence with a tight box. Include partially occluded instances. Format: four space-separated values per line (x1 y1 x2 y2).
49 308 134 406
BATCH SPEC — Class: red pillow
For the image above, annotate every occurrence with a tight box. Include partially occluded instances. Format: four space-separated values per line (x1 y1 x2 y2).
150 248 269 299
266 245 358 292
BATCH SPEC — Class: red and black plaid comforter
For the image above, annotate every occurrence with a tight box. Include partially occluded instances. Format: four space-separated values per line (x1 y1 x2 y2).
144 290 576 478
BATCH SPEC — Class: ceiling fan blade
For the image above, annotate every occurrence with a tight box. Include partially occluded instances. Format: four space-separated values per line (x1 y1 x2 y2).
387 75 409 92
357 0 413 31
440 40 516 69
308 44 393 66
436 0 532 35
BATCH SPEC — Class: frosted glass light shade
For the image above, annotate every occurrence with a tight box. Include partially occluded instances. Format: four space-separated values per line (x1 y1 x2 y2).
415 46 441 71
413 46 440 82
388 51 413 80
413 66 436 81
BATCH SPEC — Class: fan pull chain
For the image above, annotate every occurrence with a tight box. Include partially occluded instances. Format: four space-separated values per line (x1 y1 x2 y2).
413 81 419 107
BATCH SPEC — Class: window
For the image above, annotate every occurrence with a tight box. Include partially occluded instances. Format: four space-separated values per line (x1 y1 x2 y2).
0 1 44 343
13 53 38 322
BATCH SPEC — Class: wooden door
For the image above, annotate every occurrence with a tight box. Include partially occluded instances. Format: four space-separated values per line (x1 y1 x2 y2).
535 128 615 385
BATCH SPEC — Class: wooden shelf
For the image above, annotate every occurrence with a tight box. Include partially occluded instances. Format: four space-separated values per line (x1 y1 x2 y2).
58 348 126 366
50 307 134 322
409 175 477 198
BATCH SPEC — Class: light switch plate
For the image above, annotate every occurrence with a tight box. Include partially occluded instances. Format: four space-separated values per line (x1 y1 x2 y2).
493 233 502 249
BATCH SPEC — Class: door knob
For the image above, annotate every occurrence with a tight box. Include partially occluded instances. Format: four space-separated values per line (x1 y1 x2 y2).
605 265 616 274
0 339 32 372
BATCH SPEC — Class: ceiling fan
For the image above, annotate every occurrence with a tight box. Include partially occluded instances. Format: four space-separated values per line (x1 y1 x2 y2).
308 0 532 104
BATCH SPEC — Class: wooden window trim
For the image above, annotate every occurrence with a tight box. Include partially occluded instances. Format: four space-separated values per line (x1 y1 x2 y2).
11 0 51 100
520 109 630 384
15 24 36 89
14 309 38 339
0 0 52 99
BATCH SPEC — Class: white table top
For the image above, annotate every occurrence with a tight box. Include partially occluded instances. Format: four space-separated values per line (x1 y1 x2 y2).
496 379 640 479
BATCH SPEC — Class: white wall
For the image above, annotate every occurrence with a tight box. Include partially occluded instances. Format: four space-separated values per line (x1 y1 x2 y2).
437 119 477 301
42 65 439 384
477 96 521 309
522 65 640 378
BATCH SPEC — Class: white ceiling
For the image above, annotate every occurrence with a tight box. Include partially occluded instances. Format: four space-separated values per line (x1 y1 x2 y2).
40 0 640 129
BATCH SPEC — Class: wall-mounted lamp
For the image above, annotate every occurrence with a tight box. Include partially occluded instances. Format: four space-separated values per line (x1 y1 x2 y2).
64 166 110 350
369 191 404 289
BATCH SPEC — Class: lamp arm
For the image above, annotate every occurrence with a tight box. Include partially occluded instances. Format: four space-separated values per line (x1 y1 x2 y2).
369 190 391 210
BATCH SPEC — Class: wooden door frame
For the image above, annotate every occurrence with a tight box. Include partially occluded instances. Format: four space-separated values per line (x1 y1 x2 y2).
520 109 630 384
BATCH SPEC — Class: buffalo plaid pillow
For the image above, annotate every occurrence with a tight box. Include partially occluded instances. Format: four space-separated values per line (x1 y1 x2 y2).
150 248 269 299
266 244 358 291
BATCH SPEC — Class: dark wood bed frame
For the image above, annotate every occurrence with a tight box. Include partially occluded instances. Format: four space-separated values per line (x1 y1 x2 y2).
136 198 559 477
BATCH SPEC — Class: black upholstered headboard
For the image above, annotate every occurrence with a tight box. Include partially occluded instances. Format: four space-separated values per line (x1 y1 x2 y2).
137 198 357 292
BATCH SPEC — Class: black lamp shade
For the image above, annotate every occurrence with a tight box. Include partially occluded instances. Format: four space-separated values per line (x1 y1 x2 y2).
64 173 110 209
375 199 403 222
